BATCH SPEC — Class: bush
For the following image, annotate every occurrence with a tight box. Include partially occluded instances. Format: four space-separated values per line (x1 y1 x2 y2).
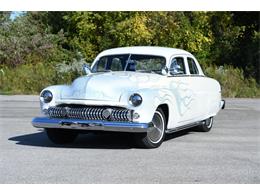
204 65 260 98
0 63 80 94
0 14 68 68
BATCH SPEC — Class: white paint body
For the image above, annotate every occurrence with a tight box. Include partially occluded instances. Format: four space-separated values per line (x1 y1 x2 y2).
40 47 223 130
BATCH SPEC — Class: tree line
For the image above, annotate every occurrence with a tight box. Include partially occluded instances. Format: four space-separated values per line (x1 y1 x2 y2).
0 11 259 97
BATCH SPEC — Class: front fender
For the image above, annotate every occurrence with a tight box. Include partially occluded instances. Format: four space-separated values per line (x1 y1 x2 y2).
121 88 178 128
40 85 70 111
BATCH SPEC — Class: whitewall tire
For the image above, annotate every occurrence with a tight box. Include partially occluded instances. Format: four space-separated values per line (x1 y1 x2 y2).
197 117 213 132
134 108 166 148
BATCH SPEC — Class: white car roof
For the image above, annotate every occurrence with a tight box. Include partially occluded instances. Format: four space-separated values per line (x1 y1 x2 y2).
96 46 192 59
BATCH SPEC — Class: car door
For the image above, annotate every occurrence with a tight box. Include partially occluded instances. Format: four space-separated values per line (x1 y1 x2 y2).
167 55 198 126
185 56 208 121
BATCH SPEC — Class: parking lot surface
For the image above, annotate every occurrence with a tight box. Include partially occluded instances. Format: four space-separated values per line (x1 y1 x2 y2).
0 96 259 183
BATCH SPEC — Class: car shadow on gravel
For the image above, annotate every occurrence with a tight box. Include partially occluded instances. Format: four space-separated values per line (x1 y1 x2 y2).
8 129 191 149
164 129 191 142
8 130 134 149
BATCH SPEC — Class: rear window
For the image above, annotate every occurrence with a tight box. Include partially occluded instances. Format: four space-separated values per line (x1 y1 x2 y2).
187 57 199 75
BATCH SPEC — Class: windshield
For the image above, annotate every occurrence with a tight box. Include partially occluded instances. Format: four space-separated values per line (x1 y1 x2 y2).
92 54 166 74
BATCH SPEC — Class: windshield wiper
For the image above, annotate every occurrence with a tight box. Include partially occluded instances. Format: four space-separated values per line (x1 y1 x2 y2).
96 70 112 72
136 69 162 74
136 70 149 73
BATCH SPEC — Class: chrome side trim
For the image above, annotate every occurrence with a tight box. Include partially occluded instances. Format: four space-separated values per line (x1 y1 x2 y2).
32 117 155 133
165 121 202 134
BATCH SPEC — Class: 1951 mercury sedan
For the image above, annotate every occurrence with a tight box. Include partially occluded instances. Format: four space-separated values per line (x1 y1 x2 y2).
32 46 225 148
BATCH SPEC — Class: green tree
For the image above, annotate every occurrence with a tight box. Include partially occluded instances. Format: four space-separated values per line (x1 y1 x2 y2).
1 11 259 95
0 12 11 24
0 12 68 67
232 12 260 82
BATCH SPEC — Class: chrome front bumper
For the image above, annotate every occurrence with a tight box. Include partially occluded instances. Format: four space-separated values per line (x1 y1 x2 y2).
32 117 154 133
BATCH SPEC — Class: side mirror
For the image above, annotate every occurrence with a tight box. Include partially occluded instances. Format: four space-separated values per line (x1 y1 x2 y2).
82 64 92 75
161 66 168 75
169 67 184 75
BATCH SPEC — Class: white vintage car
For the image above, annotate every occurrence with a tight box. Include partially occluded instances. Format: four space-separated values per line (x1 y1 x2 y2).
32 46 225 148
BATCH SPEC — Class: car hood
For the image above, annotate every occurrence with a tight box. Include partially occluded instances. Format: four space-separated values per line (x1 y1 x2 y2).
61 71 163 101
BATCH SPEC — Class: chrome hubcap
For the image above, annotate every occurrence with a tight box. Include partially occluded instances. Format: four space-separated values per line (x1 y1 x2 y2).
147 111 165 144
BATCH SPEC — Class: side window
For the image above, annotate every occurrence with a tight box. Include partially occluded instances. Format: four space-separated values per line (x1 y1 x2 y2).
96 57 107 72
110 58 123 71
187 57 199 75
170 57 186 75
96 56 125 71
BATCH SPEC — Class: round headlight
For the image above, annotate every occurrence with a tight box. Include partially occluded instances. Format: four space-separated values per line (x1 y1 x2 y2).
129 93 142 107
41 90 53 103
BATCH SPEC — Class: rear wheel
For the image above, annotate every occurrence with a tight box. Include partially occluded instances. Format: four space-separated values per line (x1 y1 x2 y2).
134 108 166 148
197 117 213 132
45 128 78 144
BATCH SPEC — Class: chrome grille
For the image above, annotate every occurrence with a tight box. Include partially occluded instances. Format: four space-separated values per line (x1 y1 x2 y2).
47 106 132 122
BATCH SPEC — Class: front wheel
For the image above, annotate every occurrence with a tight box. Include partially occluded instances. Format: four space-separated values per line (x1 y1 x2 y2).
45 128 78 144
134 108 166 148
